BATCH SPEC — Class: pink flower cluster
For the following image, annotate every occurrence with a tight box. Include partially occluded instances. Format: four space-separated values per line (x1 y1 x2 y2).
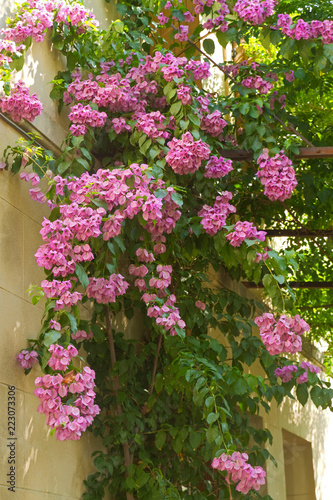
36 162 184 336
86 275 129 304
202 1 229 31
135 111 168 140
68 103 107 136
111 117 131 134
254 247 270 263
199 191 236 235
212 452 266 494
201 110 227 137
17 350 38 369
276 15 333 44
234 0 277 25
174 25 189 41
136 248 155 263
274 364 298 383
71 329 93 341
256 149 297 201
193 0 214 14
297 361 321 383
64 52 210 120
35 204 105 280
41 279 82 310
166 132 210 174
204 156 233 178
226 221 266 247
144 293 186 336
177 85 192 105
2 0 97 44
0 40 24 66
275 361 321 383
0 80 42 122
149 265 173 290
48 344 78 371
254 313 310 355
34 361 100 441
241 76 274 94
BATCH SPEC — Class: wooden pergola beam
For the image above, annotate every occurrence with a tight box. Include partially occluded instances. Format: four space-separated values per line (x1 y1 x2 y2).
220 147 333 161
264 229 333 237
242 281 333 289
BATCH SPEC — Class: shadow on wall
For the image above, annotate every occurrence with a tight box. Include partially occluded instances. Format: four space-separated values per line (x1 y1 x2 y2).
283 429 317 500
278 393 331 500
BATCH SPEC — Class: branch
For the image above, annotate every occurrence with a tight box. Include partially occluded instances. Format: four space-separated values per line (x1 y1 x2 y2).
149 333 163 395
104 306 135 500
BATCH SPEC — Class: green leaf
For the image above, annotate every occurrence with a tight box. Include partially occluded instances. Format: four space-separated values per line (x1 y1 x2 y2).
239 103 250 115
113 20 124 33
170 101 182 116
114 235 126 253
57 161 71 174
189 431 202 450
203 38 215 55
205 396 214 408
171 191 183 207
155 188 168 199
314 55 327 74
206 426 219 444
41 348 52 370
155 373 164 393
216 30 227 48
260 27 271 50
273 274 285 285
155 431 166 450
67 313 78 333
75 263 89 289
280 38 296 59
296 383 309 406
116 3 127 15
188 113 201 127
233 377 248 395
323 43 333 64
207 412 219 425
91 324 105 343
10 55 25 72
44 331 61 348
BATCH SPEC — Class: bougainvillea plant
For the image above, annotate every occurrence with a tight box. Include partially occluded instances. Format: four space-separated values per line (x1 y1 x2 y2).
1 0 333 498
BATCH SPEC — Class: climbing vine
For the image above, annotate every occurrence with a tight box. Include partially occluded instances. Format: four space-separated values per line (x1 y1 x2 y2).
1 0 333 498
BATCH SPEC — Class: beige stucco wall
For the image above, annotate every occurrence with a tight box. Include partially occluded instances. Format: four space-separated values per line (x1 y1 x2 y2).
0 1 117 499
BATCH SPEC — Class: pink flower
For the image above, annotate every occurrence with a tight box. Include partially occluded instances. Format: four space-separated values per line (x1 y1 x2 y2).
71 330 93 341
255 313 309 355
166 132 210 175
212 452 266 494
199 192 236 236
256 149 297 201
234 0 277 25
226 221 266 247
201 110 227 137
195 300 206 310
48 344 78 371
204 156 233 178
17 350 38 369
86 274 129 304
